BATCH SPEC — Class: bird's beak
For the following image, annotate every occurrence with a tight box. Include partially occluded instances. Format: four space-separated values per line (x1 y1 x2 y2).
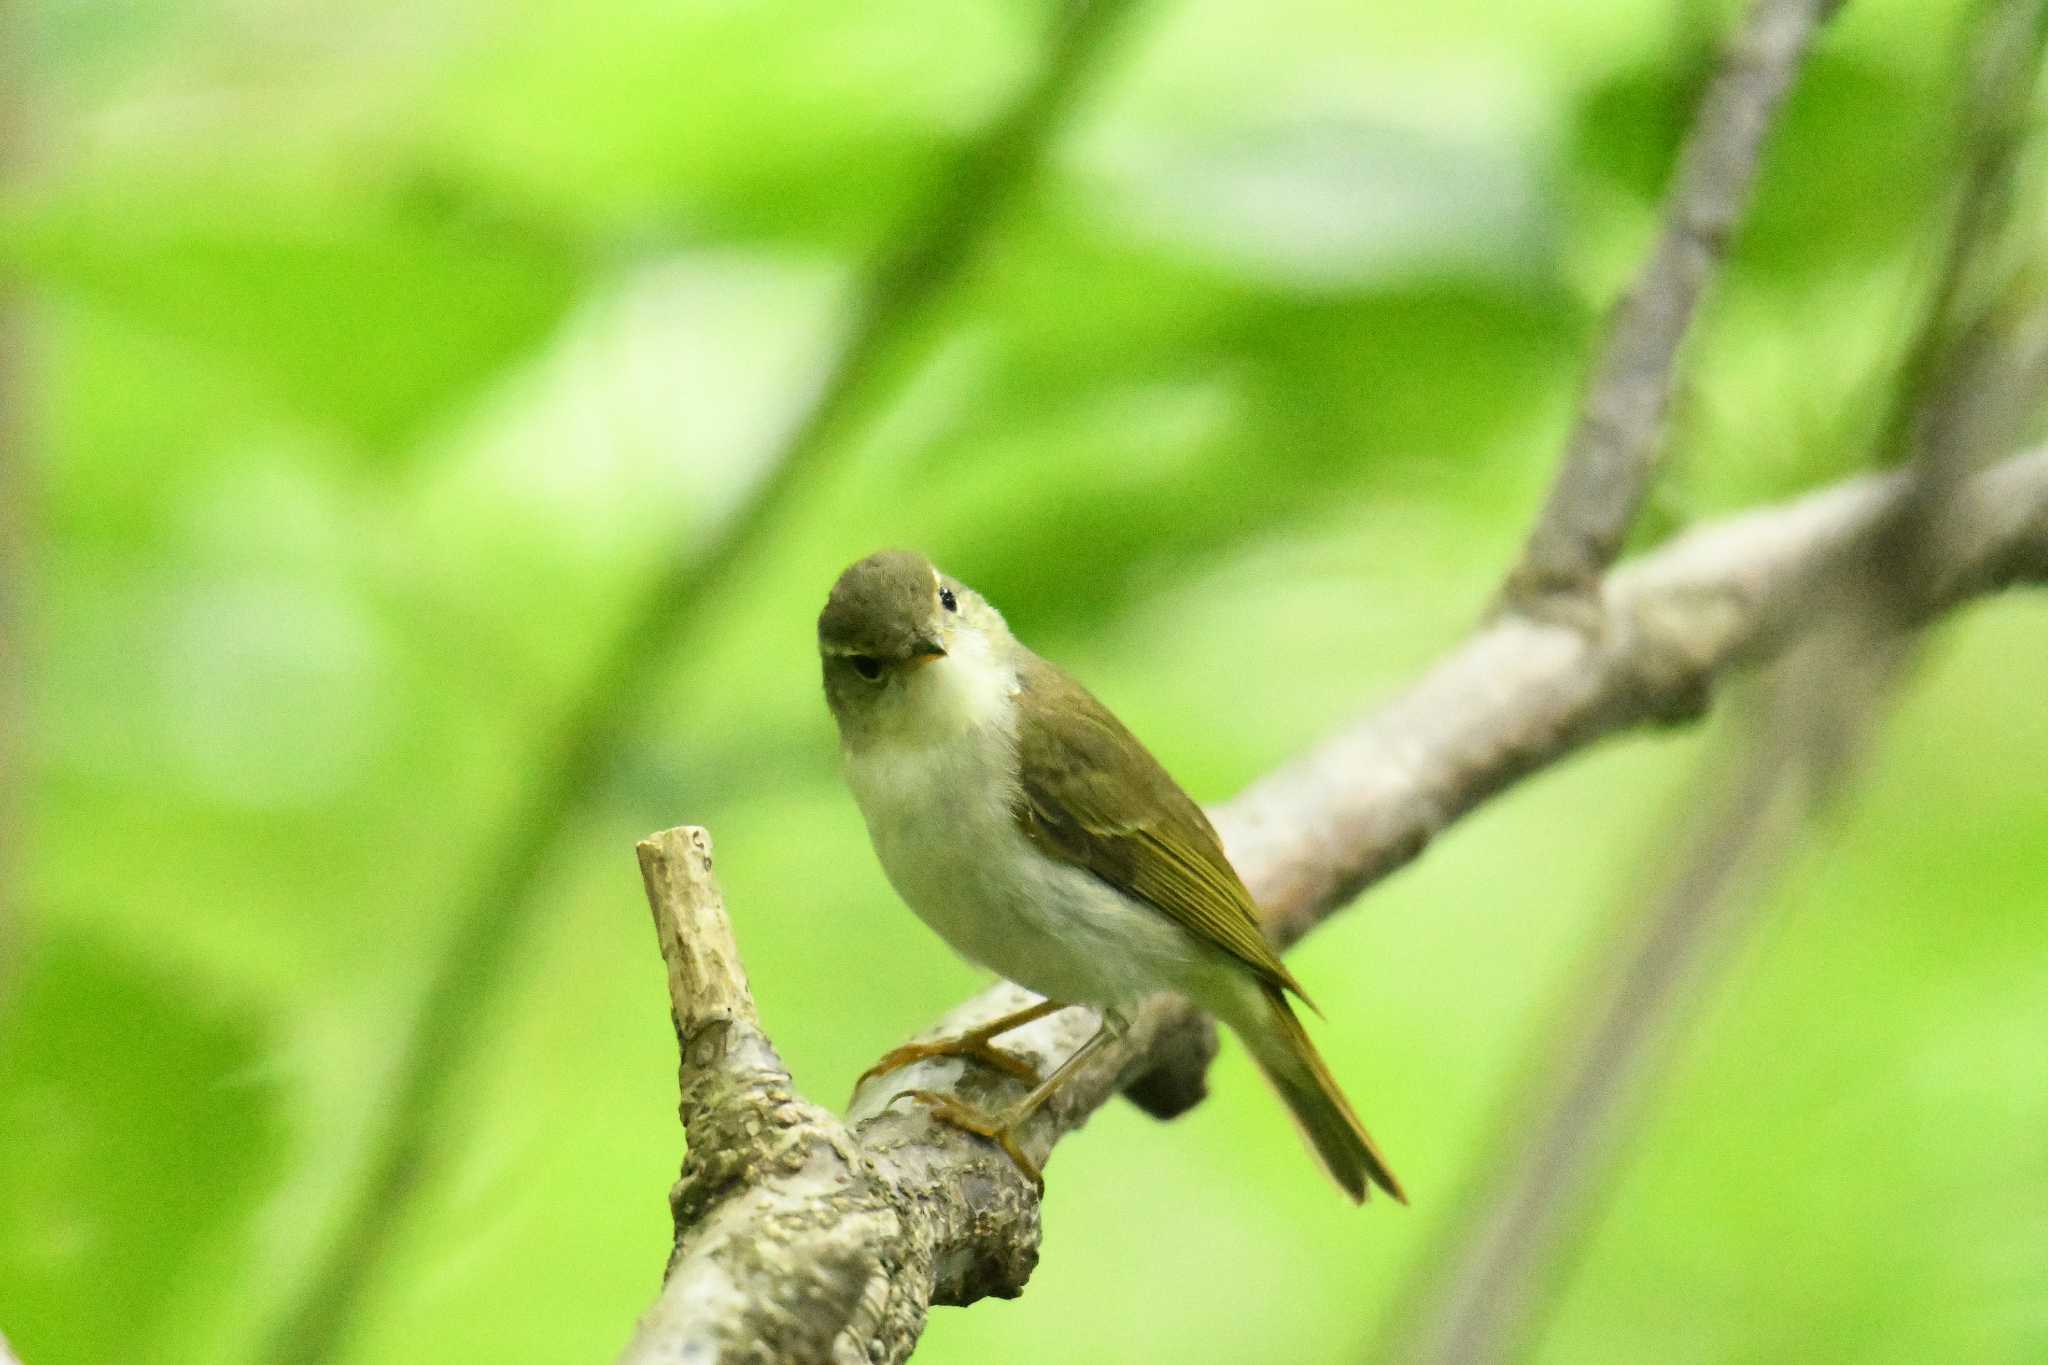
904 639 947 670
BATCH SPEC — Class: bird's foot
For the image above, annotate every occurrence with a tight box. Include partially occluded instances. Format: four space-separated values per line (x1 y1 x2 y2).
857 1031 1043 1090
887 1089 1043 1191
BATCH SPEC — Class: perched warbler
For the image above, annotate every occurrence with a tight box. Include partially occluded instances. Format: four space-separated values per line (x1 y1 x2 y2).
819 550 1401 1202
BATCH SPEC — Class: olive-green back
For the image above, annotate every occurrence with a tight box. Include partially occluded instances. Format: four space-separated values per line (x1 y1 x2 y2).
1008 652 1309 1005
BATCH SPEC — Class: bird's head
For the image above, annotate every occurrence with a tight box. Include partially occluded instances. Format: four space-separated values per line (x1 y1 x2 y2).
817 549 1009 742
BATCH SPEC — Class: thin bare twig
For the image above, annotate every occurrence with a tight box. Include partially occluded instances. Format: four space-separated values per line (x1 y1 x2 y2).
1873 0 2048 472
620 447 2048 1363
1461 659 1914 1359
1505 0 1842 610
267 5 1148 1360
1374 615 1918 1365
1875 0 2048 497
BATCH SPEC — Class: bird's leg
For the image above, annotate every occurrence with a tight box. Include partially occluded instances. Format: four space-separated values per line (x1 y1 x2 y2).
891 1008 1127 1190
856 996 1070 1090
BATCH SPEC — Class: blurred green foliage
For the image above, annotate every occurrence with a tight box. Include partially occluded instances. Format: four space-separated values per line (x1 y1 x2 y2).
5 0 2046 1362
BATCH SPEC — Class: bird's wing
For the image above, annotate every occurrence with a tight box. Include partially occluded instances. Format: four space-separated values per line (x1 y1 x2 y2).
1008 653 1310 1006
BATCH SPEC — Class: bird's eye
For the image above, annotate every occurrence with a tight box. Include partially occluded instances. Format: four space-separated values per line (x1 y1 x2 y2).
850 655 884 682
939 587 958 613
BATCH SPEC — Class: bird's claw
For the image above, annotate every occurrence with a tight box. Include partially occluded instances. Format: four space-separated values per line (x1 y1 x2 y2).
857 1034 1043 1090
887 1088 1044 1191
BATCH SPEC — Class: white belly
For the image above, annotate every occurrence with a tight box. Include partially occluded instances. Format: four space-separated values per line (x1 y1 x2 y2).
843 709 1205 1009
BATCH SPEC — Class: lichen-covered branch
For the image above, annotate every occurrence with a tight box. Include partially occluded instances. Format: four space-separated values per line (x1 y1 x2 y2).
622 449 2048 1365
623 831 904 1363
622 832 1044 1365
1506 0 1842 608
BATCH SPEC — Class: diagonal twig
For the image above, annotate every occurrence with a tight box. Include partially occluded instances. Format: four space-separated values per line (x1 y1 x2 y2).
1872 0 2048 475
266 5 1148 1360
1505 0 1844 612
1375 621 1911 1365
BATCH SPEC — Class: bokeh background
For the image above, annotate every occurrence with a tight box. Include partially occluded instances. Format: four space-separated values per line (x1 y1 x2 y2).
4 0 2046 1361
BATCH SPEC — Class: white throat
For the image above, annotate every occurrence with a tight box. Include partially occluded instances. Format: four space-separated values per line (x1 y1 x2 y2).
843 624 1019 755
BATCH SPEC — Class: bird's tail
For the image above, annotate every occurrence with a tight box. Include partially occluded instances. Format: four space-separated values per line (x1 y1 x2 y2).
1232 980 1405 1204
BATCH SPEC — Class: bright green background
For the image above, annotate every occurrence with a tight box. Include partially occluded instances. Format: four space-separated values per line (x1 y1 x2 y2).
5 0 2046 1361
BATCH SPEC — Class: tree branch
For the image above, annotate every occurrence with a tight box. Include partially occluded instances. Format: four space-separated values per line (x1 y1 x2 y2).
1380 4 2048 1353
1873 0 2048 472
621 448 2048 1364
1505 0 1842 610
268 4 1148 1359
1231 448 2048 953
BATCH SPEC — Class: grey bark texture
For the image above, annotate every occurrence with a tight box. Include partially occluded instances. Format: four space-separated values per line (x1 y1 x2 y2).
621 450 2048 1365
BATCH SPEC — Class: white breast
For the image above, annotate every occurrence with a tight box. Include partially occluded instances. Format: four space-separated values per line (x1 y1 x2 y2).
842 640 1208 1008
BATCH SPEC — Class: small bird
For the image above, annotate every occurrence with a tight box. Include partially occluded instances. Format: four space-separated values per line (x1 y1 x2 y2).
818 549 1402 1202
